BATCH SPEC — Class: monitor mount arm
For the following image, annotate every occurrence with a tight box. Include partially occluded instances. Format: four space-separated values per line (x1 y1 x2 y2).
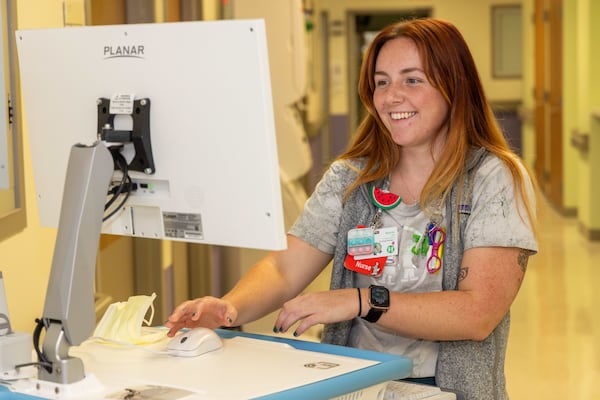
37 141 114 385
36 95 155 388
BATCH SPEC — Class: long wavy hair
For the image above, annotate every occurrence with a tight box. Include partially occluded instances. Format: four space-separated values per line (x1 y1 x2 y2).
338 18 537 228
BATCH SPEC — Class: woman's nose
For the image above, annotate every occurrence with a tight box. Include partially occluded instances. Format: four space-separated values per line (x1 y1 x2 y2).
386 82 405 101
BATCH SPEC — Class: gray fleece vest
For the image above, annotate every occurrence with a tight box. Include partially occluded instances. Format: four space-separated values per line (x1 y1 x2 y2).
321 148 509 400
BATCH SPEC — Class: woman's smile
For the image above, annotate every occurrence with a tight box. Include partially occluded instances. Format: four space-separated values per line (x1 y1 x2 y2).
390 111 417 121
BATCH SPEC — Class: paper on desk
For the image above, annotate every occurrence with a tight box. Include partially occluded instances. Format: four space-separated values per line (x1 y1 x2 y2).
106 384 194 400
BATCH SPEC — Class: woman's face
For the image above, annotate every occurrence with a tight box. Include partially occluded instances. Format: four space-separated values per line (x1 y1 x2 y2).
372 37 449 151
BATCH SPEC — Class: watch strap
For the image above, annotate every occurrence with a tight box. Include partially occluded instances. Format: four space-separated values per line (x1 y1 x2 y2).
363 308 383 323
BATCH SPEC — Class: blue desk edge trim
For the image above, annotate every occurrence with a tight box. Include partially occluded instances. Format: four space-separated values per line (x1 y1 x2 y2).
0 387 44 399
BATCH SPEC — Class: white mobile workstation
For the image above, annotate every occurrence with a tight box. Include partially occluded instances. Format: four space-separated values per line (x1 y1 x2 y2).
5 329 412 399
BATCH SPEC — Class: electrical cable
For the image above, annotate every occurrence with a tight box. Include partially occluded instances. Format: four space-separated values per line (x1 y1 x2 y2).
104 147 129 210
103 147 133 222
32 318 53 373
104 174 132 222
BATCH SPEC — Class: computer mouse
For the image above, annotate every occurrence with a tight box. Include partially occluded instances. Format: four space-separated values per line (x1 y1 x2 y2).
166 327 223 357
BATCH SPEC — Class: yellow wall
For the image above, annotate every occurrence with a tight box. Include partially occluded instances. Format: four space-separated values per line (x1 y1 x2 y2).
582 0 600 230
0 0 64 332
561 0 578 211
563 0 600 233
520 0 535 169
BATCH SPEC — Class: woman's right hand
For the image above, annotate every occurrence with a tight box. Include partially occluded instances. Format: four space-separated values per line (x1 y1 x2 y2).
165 296 237 337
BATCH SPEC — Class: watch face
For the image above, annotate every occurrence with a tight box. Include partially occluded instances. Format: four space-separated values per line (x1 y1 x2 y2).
370 286 390 308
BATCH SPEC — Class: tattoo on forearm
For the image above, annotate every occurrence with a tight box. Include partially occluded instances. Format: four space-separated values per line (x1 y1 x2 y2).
517 249 530 273
458 266 469 282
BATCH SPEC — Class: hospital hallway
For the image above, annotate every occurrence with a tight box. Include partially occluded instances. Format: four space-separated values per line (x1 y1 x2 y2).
505 196 600 399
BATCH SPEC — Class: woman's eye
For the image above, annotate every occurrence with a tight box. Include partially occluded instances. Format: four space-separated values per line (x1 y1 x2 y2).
375 79 389 87
406 78 422 85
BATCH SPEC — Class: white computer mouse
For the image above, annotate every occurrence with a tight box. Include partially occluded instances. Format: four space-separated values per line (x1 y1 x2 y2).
166 327 223 357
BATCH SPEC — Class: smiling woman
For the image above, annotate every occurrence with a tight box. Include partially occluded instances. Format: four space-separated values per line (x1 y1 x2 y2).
0 0 25 242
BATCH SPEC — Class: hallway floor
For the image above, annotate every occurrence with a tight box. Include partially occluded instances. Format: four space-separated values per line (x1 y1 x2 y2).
505 197 600 399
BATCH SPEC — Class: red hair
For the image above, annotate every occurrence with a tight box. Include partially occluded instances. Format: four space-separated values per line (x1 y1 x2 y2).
338 18 536 228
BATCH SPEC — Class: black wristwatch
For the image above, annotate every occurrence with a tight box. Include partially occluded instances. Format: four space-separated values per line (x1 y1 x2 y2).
362 285 390 323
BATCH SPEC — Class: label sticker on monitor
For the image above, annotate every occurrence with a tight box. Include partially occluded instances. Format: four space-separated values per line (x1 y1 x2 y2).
109 93 135 114
163 212 204 240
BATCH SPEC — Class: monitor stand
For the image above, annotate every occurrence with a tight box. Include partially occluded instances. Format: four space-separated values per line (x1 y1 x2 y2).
31 141 114 398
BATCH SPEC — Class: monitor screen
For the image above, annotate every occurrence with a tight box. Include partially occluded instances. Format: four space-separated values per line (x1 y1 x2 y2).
16 19 286 251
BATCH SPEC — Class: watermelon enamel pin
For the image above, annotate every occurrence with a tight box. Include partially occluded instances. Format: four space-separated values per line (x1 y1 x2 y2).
370 186 402 210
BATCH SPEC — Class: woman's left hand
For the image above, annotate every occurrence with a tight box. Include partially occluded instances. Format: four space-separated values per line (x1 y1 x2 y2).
273 288 359 337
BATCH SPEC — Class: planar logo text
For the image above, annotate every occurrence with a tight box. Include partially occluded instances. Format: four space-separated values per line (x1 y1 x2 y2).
103 45 145 59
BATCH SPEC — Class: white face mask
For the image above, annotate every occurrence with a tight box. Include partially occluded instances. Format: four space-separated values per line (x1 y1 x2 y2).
93 292 165 345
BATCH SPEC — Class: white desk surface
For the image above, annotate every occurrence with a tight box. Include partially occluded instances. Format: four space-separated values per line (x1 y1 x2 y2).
5 329 413 400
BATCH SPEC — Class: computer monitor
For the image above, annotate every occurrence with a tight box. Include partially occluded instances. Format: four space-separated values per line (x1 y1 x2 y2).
17 19 285 250
16 19 286 389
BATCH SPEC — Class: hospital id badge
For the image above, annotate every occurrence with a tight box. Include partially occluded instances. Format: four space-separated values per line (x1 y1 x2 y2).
347 226 374 256
355 226 398 260
345 226 398 276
